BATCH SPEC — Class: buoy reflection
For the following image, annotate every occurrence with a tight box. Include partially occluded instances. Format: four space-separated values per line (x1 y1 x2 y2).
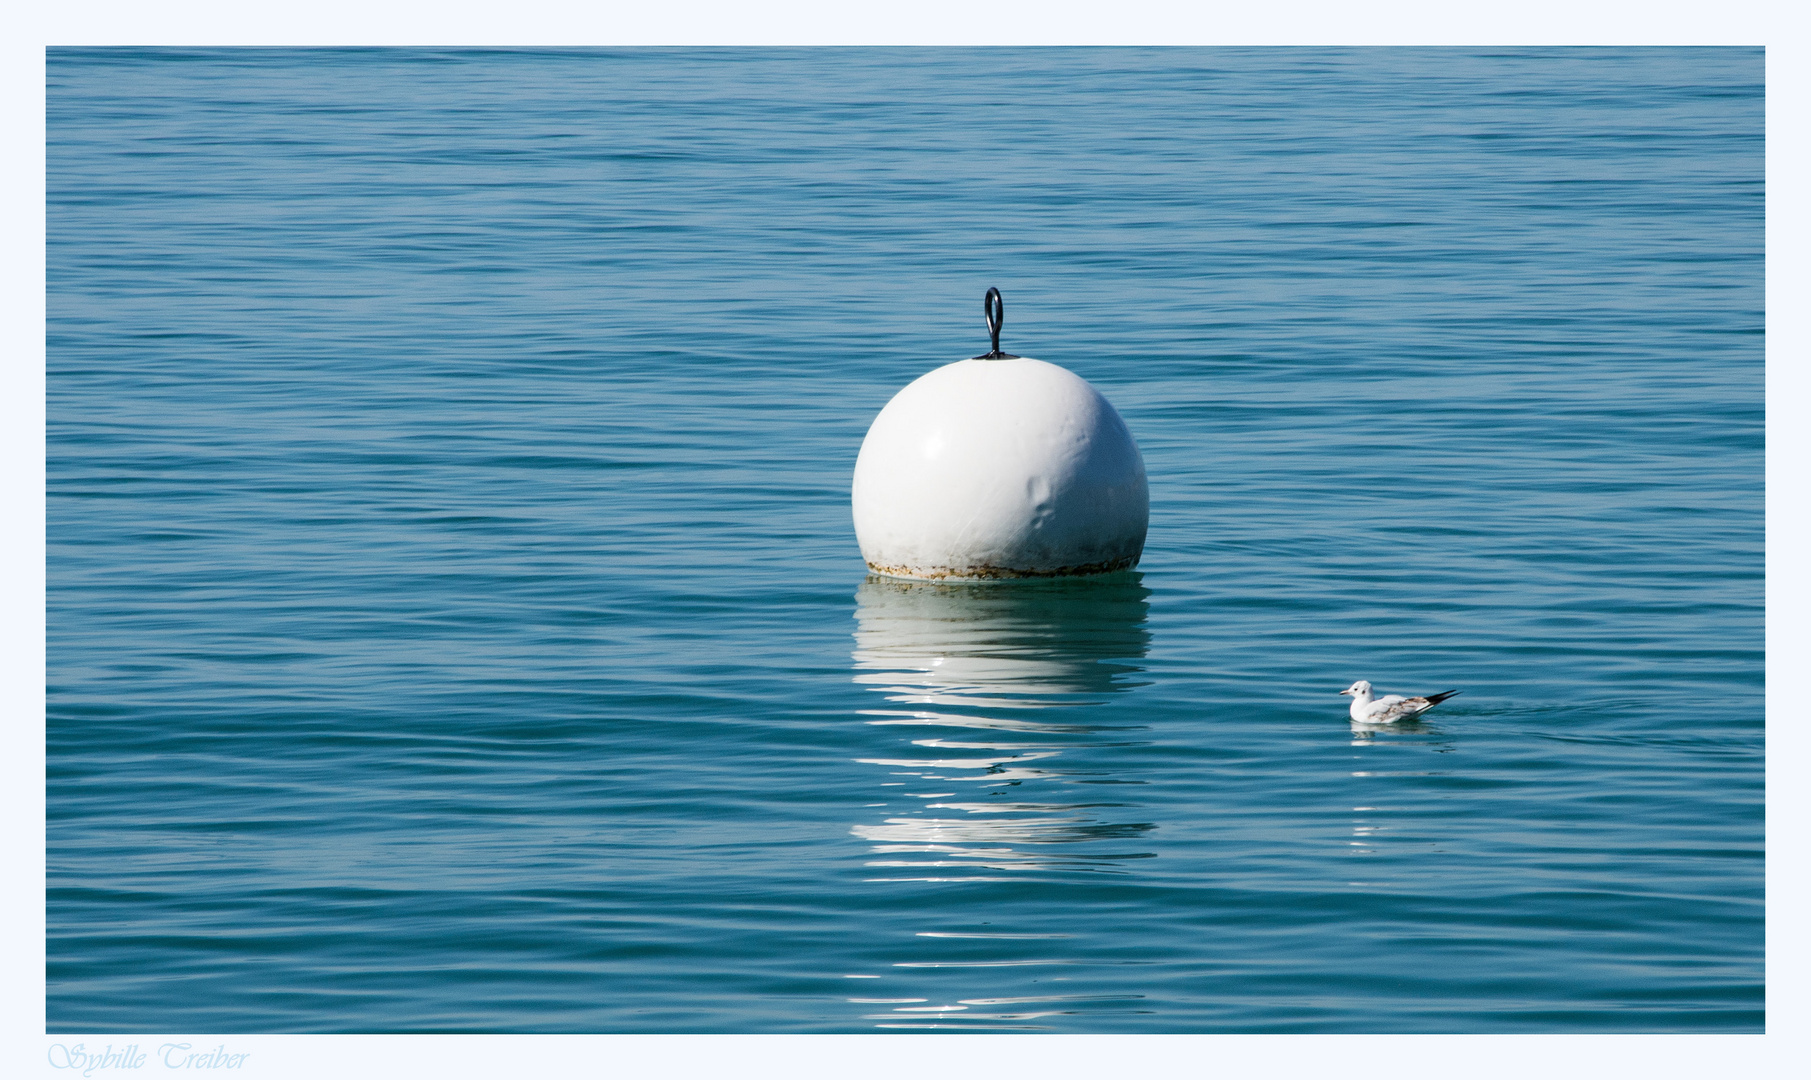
851 573 1153 877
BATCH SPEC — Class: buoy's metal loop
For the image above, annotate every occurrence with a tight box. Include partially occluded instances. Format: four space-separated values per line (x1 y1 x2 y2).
973 286 1020 360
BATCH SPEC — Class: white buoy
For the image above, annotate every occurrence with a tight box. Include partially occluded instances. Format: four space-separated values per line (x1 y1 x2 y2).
851 289 1149 581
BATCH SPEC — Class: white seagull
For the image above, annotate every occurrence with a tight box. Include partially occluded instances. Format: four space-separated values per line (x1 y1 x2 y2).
1340 680 1461 723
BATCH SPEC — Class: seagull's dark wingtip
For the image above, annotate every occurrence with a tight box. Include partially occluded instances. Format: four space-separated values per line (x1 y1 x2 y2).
1425 690 1462 707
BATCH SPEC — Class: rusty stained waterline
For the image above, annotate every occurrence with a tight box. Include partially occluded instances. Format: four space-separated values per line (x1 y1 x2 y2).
863 554 1140 582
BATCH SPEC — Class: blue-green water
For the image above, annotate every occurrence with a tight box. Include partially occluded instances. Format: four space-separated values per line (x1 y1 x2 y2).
47 47 1763 1033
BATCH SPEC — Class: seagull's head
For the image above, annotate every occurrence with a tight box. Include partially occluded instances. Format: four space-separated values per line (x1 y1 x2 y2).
1340 680 1372 697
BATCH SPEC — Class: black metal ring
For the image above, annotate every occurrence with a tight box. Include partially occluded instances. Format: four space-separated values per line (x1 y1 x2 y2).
972 287 1020 359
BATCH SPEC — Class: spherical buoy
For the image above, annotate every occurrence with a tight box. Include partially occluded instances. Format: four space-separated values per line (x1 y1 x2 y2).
851 289 1149 581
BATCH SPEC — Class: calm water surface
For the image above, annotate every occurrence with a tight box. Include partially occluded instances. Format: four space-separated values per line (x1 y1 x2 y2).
47 47 1763 1032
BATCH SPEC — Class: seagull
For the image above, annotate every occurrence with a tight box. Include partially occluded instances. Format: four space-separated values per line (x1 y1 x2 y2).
1340 680 1461 723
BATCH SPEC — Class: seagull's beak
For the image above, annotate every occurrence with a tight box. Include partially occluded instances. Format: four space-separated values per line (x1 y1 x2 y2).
1339 688 1353 695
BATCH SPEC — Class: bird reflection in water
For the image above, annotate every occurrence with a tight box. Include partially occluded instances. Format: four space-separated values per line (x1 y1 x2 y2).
1349 716 1458 751
1347 715 1458 863
850 573 1154 879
